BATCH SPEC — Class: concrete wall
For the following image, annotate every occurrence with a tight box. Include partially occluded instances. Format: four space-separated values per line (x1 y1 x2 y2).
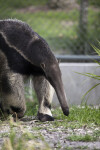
53 63 100 106
0 63 99 106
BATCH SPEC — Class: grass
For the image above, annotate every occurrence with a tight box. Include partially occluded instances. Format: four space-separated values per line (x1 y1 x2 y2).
67 133 98 142
0 104 100 150
0 1 99 54
0 0 48 8
25 101 100 137
14 97 100 129
52 105 100 128
64 146 89 150
51 105 100 143
1 117 50 150
25 101 38 116
2 129 50 150
24 86 38 116
0 9 79 54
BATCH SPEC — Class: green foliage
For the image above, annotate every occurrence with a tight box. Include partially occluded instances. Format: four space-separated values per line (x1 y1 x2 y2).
52 105 100 128
9 129 16 148
91 43 100 56
78 0 100 8
67 133 97 142
25 101 38 116
1 105 100 149
2 127 50 150
76 42 100 98
89 0 100 7
0 109 5 120
0 0 48 8
25 85 38 116
0 9 79 54
0 0 99 54
67 128 100 142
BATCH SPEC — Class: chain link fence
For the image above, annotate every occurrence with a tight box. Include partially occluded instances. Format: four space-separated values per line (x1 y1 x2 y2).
0 0 100 55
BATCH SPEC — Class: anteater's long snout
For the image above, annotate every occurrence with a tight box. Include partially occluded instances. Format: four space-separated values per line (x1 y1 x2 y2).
47 64 69 116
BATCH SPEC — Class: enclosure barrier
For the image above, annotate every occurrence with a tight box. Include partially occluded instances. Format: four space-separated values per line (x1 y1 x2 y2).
56 55 100 63
52 55 100 106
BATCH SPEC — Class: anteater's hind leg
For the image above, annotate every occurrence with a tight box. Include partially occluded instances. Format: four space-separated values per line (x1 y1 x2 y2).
32 76 54 121
0 69 26 119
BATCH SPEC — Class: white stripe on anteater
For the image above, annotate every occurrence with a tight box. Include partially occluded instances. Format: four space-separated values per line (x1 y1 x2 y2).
0 31 38 67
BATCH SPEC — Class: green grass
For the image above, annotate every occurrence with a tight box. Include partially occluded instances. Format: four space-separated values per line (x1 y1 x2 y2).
52 106 100 142
0 104 100 149
24 86 38 116
89 0 100 7
25 100 100 129
0 8 79 54
25 103 100 143
67 133 98 142
25 101 38 116
0 0 100 54
0 0 48 8
67 127 100 142
52 105 100 128
2 127 50 150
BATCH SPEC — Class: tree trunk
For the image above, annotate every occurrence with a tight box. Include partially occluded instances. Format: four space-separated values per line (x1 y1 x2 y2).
79 0 88 54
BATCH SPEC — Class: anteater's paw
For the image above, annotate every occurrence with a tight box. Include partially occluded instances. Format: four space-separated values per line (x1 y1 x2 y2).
37 112 54 122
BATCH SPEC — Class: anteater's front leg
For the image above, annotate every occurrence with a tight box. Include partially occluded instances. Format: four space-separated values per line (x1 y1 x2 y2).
33 76 54 121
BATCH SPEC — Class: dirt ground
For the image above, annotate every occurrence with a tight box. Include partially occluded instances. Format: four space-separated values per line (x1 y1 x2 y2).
0 117 100 150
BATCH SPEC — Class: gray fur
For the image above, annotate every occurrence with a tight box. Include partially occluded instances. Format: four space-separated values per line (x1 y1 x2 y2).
0 19 69 120
0 51 54 120
33 76 54 117
0 19 54 120
0 51 26 118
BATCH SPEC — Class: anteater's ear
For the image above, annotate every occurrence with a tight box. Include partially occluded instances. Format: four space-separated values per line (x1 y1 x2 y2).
40 63 45 70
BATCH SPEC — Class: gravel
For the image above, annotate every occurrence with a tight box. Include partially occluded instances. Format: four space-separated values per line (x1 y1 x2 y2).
0 118 100 150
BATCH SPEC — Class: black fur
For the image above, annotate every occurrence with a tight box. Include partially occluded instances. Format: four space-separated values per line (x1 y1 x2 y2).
0 19 56 76
10 106 23 113
0 19 69 119
38 112 54 122
0 103 3 112
0 33 45 76
10 106 24 118
0 103 10 115
1 75 12 94
44 98 51 109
